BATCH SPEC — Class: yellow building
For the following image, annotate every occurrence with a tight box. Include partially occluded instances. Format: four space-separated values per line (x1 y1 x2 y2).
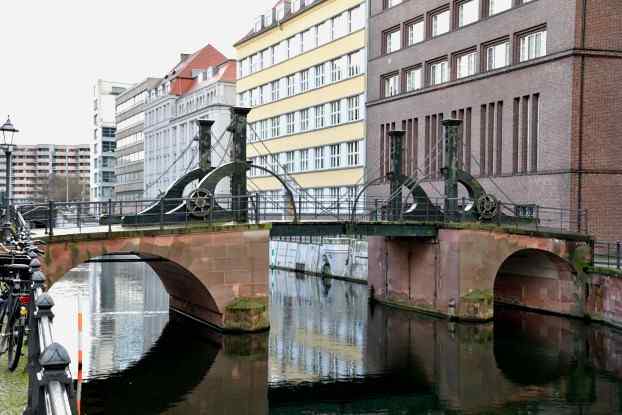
234 0 366 211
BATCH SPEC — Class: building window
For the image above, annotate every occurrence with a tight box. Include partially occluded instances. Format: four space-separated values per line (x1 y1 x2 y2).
348 51 362 77
331 58 343 82
431 8 450 37
301 70 310 92
485 40 510 70
456 51 478 79
287 75 295 97
286 113 295 134
284 151 295 173
383 73 400 97
385 0 403 8
329 144 341 168
405 67 422 92
315 147 324 169
489 0 512 15
102 127 116 138
347 141 360 166
315 64 326 87
384 27 401 54
300 149 309 171
429 60 449 85
347 96 360 122
315 105 325 128
330 101 341 125
271 80 280 101
300 109 310 131
519 29 547 62
458 0 479 27
406 18 424 46
271 116 280 138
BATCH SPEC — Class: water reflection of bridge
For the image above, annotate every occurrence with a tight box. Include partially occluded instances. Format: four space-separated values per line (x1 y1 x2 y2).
63 269 622 414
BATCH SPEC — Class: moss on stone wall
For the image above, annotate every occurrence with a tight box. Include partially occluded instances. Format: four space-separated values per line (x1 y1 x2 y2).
224 297 269 333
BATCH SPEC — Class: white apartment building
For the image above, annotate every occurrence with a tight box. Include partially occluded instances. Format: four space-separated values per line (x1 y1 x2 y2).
143 45 236 199
92 79 132 202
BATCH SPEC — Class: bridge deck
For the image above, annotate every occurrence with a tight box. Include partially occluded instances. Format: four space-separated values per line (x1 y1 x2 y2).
32 220 591 243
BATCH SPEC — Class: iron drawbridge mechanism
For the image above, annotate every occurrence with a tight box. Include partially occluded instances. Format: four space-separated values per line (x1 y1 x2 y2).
352 119 536 226
123 107 297 226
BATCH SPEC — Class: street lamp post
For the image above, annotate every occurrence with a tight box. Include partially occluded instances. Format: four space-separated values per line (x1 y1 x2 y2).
0 116 18 241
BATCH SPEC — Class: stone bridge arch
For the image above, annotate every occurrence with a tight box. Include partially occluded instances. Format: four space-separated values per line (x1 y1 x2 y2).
40 225 271 332
369 228 590 321
444 229 587 320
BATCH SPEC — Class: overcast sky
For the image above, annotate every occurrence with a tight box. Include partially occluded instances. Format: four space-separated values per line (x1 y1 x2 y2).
0 0 276 145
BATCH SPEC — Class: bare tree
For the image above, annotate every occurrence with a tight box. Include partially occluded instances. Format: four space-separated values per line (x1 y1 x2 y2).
38 174 86 202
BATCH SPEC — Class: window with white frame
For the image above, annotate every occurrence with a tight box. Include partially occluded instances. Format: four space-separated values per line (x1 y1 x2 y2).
385 0 403 9
489 0 512 15
271 116 280 138
300 109 310 131
384 28 401 54
315 147 324 169
406 67 422 92
286 113 295 134
330 144 341 168
349 5 364 32
407 19 424 46
284 151 295 173
430 60 449 85
301 69 310 92
486 41 510 70
383 73 400 97
330 101 341 125
270 154 279 173
315 64 326 87
315 105 325 128
331 58 343 82
347 141 360 166
271 80 280 101
287 75 295 96
459 0 479 27
347 96 360 121
431 9 450 37
303 28 315 53
348 51 362 77
519 30 547 62
456 51 478 78
300 149 309 171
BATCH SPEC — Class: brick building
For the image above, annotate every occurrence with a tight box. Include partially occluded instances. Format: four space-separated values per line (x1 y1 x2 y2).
366 0 622 240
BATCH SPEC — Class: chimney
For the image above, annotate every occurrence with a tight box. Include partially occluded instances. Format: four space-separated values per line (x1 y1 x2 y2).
180 53 192 63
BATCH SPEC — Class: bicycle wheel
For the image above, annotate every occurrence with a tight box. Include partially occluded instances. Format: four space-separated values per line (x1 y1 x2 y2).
0 305 9 354
7 319 24 371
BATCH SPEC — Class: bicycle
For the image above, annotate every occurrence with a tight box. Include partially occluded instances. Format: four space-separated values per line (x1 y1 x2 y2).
0 263 32 371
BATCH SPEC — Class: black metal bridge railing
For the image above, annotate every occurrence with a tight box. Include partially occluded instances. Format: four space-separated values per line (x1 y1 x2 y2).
18 194 589 236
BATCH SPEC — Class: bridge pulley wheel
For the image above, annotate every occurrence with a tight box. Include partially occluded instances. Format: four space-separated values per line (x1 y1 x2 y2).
188 188 213 218
476 194 498 221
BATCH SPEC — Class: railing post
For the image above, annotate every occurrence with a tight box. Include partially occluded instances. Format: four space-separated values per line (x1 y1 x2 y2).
48 200 54 236
160 198 165 230
616 241 621 270
108 199 112 234
255 194 260 224
209 195 214 224
77 202 81 232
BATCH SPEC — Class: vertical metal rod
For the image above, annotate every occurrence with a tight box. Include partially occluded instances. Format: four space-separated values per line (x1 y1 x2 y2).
160 198 164 230
108 199 112 234
617 241 621 270
48 201 54 236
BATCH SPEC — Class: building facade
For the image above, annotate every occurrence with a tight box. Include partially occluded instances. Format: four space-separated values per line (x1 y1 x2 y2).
235 0 367 210
143 45 236 199
114 78 161 202
367 0 622 240
92 79 132 202
0 144 90 204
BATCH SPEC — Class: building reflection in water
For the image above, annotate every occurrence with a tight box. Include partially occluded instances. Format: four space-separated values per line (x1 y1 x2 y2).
50 266 622 414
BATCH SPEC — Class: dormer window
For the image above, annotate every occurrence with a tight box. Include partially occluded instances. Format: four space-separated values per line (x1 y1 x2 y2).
292 0 302 13
264 10 274 26
276 2 286 20
254 16 263 32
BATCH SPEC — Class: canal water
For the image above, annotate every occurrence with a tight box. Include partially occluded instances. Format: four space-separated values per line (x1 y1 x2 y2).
45 261 622 414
